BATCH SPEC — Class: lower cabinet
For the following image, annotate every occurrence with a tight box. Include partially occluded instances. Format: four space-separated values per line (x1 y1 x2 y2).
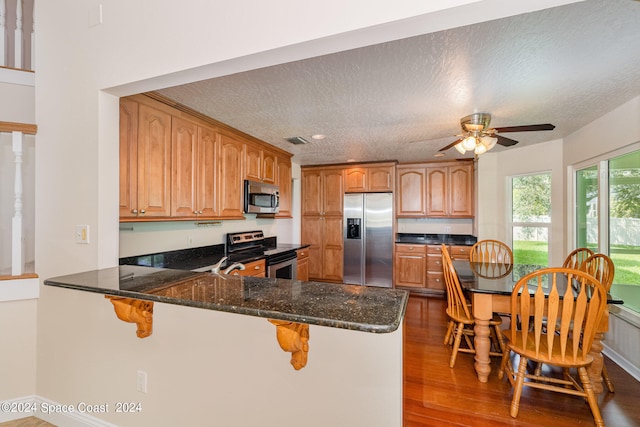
231 259 266 277
296 248 309 281
394 244 427 288
394 243 472 293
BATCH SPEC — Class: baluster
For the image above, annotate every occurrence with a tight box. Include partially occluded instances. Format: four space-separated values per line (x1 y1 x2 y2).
12 131 24 276
30 0 34 70
0 0 6 67
15 0 23 69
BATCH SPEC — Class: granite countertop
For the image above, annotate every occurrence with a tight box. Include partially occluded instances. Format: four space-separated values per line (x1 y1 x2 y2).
396 233 477 246
44 265 408 334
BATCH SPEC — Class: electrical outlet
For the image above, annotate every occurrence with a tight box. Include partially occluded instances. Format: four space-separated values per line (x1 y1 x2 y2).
444 226 452 233
75 225 90 244
136 370 147 393
187 235 193 247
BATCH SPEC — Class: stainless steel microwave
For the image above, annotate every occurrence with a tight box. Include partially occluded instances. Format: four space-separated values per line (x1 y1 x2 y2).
244 180 280 214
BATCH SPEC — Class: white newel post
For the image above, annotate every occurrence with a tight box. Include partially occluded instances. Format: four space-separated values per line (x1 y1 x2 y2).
14 0 23 69
0 0 6 67
12 131 24 276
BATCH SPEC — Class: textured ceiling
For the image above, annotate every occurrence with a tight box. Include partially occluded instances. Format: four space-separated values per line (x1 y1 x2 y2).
157 0 640 166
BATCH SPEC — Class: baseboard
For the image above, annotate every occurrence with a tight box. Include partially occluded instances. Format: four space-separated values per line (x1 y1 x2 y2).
0 395 118 426
603 344 640 383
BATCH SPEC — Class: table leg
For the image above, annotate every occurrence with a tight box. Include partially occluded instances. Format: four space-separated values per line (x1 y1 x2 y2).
472 293 493 383
587 309 609 394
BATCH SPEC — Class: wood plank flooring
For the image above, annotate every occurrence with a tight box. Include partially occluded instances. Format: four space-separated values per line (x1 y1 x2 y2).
0 417 55 427
404 295 640 427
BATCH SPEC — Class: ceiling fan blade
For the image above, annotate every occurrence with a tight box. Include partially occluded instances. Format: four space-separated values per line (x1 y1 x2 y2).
496 135 519 147
493 123 556 133
438 138 464 152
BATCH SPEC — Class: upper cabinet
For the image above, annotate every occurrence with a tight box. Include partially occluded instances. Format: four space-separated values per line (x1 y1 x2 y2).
245 142 277 184
119 94 292 222
343 163 395 193
396 161 474 218
119 99 172 219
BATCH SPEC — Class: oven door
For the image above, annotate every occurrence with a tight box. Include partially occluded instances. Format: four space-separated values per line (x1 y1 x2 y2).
267 252 297 280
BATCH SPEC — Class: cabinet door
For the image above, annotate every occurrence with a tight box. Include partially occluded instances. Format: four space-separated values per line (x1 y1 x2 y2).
322 169 344 216
261 150 277 184
396 167 426 217
245 143 262 182
301 170 323 216
171 117 198 217
344 168 367 192
426 167 447 217
137 103 172 217
394 251 427 288
322 216 344 282
217 133 245 219
275 156 292 218
302 216 323 280
448 164 474 217
368 165 394 192
119 99 138 218
197 125 218 217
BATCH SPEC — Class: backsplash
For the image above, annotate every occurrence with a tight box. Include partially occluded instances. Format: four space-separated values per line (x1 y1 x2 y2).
396 218 474 235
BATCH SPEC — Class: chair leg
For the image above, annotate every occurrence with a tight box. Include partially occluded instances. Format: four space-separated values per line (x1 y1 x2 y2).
498 346 511 381
450 322 464 368
493 324 506 354
578 366 605 427
510 356 528 418
602 364 615 393
444 320 455 346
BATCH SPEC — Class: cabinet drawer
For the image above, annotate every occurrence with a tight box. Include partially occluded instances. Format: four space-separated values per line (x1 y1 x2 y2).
232 259 266 277
450 245 471 260
395 243 427 254
426 272 445 290
426 253 443 271
296 248 309 260
426 244 445 255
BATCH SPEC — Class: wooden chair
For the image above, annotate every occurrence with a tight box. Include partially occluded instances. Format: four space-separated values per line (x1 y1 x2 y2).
498 268 608 427
581 253 616 393
562 247 594 269
470 239 513 265
442 245 505 368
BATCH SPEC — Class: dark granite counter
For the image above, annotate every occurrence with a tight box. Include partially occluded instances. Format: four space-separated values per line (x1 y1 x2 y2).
396 233 477 246
44 265 408 334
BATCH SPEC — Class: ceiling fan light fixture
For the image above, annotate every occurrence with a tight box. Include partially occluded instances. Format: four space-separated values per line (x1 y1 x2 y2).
461 136 477 151
480 136 498 150
474 143 487 155
454 142 466 154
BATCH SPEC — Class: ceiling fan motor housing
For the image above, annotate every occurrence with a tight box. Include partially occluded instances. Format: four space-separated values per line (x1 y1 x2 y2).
461 113 492 134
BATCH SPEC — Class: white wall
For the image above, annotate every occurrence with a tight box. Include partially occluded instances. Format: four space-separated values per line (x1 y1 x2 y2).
476 139 565 265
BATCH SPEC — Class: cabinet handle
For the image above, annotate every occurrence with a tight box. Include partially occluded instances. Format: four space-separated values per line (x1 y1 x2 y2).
132 209 138 214
254 266 260 270
140 209 146 214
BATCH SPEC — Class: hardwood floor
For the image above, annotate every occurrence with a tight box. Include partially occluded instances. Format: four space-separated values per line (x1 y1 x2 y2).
403 295 640 427
0 417 55 427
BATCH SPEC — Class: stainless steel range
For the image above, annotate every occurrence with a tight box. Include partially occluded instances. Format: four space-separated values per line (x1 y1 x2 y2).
226 231 297 280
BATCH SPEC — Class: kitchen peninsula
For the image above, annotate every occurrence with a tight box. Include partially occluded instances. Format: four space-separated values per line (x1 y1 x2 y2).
45 266 408 369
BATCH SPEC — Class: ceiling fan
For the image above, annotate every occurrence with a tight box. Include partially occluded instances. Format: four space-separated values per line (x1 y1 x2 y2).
439 113 555 155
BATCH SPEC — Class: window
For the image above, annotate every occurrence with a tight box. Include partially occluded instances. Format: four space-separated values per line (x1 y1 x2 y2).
511 173 552 266
574 148 640 313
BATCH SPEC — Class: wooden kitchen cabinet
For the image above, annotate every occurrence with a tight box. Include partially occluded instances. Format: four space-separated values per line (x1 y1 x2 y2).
245 143 277 184
426 162 474 218
119 98 172 219
394 243 427 288
426 245 445 291
396 165 426 217
275 155 292 218
170 117 218 218
396 161 474 218
301 166 344 282
217 132 246 219
296 248 309 281
343 163 395 193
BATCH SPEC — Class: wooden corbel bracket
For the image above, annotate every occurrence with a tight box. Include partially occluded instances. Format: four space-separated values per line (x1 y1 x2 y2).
105 296 154 338
268 319 310 370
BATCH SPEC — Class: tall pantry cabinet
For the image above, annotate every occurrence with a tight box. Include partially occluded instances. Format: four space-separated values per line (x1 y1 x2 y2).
301 167 344 282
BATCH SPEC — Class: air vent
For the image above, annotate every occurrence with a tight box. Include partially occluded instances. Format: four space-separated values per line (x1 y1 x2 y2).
285 136 310 145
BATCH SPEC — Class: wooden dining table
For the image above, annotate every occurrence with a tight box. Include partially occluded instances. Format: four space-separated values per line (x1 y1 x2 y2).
452 260 623 393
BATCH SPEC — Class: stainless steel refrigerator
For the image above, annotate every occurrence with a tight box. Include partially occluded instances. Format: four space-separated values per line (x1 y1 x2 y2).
343 193 393 287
